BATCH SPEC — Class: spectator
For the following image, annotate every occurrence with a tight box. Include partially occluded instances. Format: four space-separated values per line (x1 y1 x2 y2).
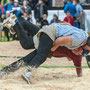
3 11 11 41
16 0 32 18
64 11 75 26
34 0 48 24
5 0 14 12
3 11 16 41
50 14 59 24
64 0 67 6
0 0 1 4
28 0 38 9
21 0 32 19
23 10 32 23
41 14 49 28
11 0 21 17
64 0 76 18
18 0 23 5
1 0 10 5
43 0 49 6
0 4 6 22
73 0 83 28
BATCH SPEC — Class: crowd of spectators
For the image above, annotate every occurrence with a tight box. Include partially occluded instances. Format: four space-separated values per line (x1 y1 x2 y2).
0 0 50 22
64 0 83 28
0 0 84 41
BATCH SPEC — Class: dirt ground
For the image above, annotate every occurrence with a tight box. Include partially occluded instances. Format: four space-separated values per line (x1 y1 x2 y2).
0 41 90 90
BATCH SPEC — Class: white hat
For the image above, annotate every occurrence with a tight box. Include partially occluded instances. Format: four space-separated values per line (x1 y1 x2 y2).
14 0 18 2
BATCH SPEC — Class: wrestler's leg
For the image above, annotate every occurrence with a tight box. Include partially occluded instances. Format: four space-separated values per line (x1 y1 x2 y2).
2 15 39 49
21 33 53 83
28 33 53 68
0 50 37 77
0 33 53 77
13 22 35 49
18 17 40 36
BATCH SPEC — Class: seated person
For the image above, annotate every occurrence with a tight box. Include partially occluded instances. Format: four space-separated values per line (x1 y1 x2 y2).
50 14 59 24
17 0 32 18
41 14 49 28
64 11 75 26
23 10 32 23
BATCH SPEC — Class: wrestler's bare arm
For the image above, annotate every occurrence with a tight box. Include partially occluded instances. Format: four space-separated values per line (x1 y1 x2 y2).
60 22 71 25
51 36 72 51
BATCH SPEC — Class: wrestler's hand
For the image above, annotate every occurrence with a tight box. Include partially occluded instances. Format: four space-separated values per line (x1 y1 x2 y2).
60 22 71 26
67 57 72 61
51 46 56 51
51 40 60 51
72 47 83 56
51 45 58 51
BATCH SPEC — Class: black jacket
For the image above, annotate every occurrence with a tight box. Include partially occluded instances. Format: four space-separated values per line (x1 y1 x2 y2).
34 3 48 20
41 19 49 28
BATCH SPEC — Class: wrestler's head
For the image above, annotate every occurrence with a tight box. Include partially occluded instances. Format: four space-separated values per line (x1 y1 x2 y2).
82 36 90 56
72 36 90 56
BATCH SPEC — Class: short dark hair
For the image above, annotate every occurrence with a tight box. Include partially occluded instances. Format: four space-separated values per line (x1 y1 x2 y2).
86 36 90 46
73 0 79 3
38 0 43 2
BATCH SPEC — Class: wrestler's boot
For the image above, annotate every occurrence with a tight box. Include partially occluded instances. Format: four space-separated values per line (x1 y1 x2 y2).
2 14 18 34
0 58 28 79
22 69 32 84
22 66 37 84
